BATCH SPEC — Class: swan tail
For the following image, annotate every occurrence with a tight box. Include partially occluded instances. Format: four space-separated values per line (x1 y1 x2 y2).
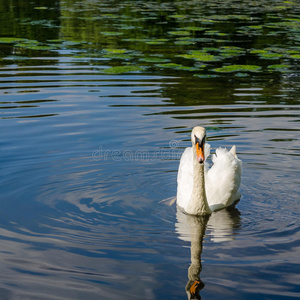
229 145 237 157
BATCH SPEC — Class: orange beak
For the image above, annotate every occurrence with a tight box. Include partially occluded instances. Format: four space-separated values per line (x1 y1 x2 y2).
196 143 205 163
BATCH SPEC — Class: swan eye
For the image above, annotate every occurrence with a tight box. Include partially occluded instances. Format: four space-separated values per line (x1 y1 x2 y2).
194 135 205 147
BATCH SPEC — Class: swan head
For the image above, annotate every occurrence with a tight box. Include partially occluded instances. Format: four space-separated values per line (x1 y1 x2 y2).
191 126 206 164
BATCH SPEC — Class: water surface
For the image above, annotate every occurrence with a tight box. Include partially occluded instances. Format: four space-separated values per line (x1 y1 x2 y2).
0 0 299 299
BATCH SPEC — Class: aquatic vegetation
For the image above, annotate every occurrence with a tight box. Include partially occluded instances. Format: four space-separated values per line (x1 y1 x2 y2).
250 48 287 60
1 0 299 82
174 40 195 45
213 65 261 73
101 31 123 36
34 6 48 10
259 53 284 60
47 39 65 43
194 74 219 78
0 37 25 44
155 63 202 72
139 57 170 63
168 31 191 36
250 49 268 54
170 14 187 19
15 39 56 51
182 27 206 32
219 46 245 58
156 63 184 69
204 30 228 37
101 65 144 74
101 48 139 60
103 54 134 60
179 50 218 62
290 54 300 59
267 64 290 72
104 49 128 54
145 39 169 45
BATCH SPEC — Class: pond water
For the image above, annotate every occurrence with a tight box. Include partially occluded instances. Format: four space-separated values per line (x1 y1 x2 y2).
0 0 299 299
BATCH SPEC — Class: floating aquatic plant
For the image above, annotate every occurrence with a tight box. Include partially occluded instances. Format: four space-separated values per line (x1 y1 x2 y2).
267 64 290 72
179 50 218 62
261 53 284 60
219 46 245 58
101 32 123 36
102 65 144 74
182 27 206 32
170 14 187 19
194 74 219 78
168 31 191 36
155 63 183 69
139 57 170 63
34 6 48 10
250 49 268 54
213 65 261 73
155 63 201 71
290 54 300 59
174 40 195 45
0 37 25 44
14 38 58 51
145 39 168 45
104 49 128 54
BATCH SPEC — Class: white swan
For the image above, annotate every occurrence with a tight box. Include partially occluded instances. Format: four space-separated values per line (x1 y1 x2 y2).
177 126 242 215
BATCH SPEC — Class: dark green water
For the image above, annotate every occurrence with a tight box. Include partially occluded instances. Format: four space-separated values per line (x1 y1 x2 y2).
0 0 299 299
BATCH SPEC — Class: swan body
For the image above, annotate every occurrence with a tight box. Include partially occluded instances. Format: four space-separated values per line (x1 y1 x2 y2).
177 126 242 215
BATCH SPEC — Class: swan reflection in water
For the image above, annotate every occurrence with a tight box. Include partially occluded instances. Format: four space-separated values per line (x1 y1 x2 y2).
176 207 241 299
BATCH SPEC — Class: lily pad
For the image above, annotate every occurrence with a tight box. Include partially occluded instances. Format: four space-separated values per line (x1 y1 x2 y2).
102 65 144 74
156 63 183 69
213 65 261 73
34 6 48 10
290 54 300 59
168 31 191 36
194 74 219 78
0 37 25 44
268 64 290 71
182 27 206 32
145 39 169 45
101 32 123 36
155 63 201 72
179 50 218 62
139 57 170 63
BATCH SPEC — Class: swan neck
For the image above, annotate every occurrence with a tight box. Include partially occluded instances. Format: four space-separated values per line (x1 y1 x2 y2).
187 145 211 215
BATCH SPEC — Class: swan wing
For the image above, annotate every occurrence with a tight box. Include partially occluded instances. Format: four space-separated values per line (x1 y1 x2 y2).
205 146 242 211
